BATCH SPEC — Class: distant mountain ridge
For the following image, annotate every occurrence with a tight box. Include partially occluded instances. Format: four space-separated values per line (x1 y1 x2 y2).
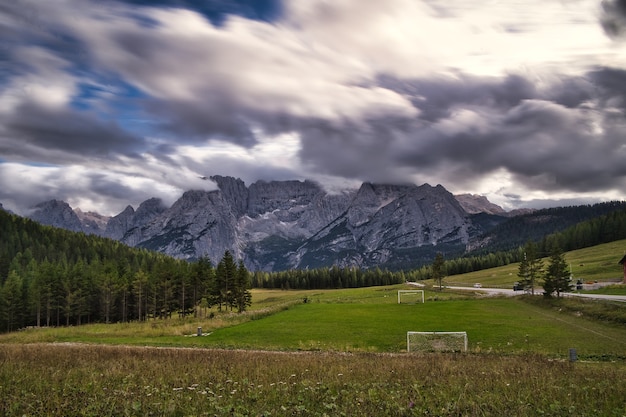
17 176 501 270
17 175 623 271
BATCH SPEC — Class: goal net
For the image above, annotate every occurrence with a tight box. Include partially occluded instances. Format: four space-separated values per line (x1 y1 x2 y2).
407 331 468 352
398 290 424 304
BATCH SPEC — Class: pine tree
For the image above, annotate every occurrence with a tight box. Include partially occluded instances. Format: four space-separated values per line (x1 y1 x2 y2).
234 261 252 313
431 253 446 290
1 270 24 331
215 251 237 311
190 257 213 316
543 245 572 298
133 270 149 321
517 242 543 295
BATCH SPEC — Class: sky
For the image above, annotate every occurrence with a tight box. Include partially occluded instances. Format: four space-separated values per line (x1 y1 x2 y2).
2 0 626 216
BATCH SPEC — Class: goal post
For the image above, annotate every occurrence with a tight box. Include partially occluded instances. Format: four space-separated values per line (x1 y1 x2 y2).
407 331 468 352
398 290 424 304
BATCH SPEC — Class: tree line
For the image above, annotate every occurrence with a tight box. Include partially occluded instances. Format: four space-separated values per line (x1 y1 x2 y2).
250 266 407 290
0 211 250 332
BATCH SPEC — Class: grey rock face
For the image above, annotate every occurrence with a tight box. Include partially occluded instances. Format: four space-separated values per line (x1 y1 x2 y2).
27 176 505 271
105 198 167 244
455 193 506 215
137 190 238 262
291 183 472 270
74 208 110 236
210 175 248 217
105 205 135 240
28 200 84 233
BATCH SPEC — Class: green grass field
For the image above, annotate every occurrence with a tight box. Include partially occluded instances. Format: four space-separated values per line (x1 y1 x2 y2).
3 285 625 360
193 295 626 358
438 238 626 289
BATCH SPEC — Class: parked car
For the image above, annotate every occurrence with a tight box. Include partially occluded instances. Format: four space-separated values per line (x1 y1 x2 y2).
473 283 482 288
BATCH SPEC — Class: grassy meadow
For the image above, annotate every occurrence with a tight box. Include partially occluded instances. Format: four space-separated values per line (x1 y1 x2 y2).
2 343 626 416
2 240 626 415
439 238 626 289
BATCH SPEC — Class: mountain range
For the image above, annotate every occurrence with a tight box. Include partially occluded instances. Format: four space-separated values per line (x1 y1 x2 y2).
10 176 521 271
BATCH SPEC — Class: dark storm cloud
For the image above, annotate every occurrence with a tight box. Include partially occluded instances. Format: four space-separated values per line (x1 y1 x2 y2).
601 0 626 39
299 70 626 195
146 97 257 147
588 67 626 109
298 121 408 183
1 101 145 162
379 73 538 122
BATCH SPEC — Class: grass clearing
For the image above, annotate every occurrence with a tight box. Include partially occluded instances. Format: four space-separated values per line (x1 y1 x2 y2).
197 297 626 358
440 239 626 289
4 286 625 360
2 343 626 416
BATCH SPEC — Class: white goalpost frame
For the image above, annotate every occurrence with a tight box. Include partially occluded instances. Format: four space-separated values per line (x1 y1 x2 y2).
406 331 468 352
397 290 425 304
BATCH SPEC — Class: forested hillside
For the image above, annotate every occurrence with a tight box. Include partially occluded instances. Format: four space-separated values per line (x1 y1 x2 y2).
469 201 626 254
438 205 626 277
0 211 251 332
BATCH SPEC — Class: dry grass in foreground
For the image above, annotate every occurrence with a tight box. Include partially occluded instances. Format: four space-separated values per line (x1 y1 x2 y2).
1 343 625 416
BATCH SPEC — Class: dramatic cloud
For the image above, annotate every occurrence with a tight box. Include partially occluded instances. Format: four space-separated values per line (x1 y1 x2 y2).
1 0 625 215
601 0 626 39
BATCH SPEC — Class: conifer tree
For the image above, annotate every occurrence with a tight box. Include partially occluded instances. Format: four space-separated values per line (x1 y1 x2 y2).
234 260 252 313
431 253 446 290
215 251 237 311
543 245 573 298
133 269 149 321
1 270 23 331
517 241 543 295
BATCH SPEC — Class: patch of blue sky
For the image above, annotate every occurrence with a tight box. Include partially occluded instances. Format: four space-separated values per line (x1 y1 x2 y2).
69 77 156 137
119 0 283 26
21 161 59 168
70 75 145 110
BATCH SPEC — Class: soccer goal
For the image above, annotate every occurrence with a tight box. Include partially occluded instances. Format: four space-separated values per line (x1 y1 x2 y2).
398 290 424 304
407 331 468 352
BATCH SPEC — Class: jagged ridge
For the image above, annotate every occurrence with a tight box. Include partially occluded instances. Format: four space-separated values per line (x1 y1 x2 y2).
22 176 507 271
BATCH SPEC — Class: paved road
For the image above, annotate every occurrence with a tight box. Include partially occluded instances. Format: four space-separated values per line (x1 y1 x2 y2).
447 285 626 302
564 292 626 302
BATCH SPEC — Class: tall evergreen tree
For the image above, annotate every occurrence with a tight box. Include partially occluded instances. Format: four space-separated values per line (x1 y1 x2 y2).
431 253 446 290
543 245 573 298
190 257 214 315
234 260 252 313
1 270 24 331
215 251 237 311
133 269 149 321
517 241 543 295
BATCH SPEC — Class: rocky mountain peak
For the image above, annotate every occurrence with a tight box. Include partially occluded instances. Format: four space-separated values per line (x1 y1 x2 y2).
28 199 84 233
247 179 323 217
134 198 167 221
22 175 519 271
74 208 110 235
455 193 506 215
210 175 248 217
